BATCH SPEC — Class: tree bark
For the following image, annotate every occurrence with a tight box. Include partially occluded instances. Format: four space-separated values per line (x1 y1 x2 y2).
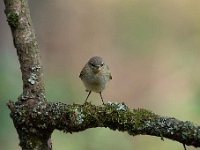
4 0 200 150
4 0 49 149
4 0 45 101
7 101 200 148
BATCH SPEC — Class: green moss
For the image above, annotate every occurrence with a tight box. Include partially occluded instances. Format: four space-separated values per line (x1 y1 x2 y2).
7 12 19 27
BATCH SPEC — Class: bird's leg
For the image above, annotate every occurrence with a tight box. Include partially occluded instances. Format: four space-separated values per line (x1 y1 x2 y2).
99 92 105 104
183 144 187 150
85 91 91 102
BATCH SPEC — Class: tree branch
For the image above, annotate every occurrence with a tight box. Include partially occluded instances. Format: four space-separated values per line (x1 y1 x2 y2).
4 0 200 150
4 0 48 149
7 101 200 148
4 0 45 101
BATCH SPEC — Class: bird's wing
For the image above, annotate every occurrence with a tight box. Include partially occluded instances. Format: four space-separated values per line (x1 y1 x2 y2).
109 73 112 80
79 64 88 79
79 70 84 79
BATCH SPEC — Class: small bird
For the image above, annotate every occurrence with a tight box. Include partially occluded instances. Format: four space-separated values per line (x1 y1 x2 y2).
79 56 112 104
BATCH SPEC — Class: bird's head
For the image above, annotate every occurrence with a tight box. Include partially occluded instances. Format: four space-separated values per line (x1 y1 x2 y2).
88 56 105 73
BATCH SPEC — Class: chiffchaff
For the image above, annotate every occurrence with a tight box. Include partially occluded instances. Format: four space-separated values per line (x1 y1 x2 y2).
79 56 112 104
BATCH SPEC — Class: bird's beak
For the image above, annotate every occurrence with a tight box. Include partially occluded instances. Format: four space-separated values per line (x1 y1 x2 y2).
96 65 101 70
92 65 101 73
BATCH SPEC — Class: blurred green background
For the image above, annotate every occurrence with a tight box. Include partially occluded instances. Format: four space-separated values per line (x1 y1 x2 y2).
1 0 200 149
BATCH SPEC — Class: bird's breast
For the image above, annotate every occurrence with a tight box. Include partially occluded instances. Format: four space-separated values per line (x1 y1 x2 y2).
82 72 109 92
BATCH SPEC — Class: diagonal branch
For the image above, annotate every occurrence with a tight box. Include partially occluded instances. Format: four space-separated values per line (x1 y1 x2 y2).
8 101 200 148
4 0 48 149
4 0 45 101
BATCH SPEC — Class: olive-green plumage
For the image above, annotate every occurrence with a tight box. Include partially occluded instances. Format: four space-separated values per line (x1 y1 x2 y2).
79 56 112 104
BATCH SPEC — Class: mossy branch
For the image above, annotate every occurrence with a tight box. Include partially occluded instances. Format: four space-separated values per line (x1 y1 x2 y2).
8 101 200 148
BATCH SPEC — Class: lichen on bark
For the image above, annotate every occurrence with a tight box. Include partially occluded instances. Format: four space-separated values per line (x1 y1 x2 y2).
4 0 45 101
8 101 200 148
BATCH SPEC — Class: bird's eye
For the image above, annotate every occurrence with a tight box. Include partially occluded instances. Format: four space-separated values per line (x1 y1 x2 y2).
90 63 96 67
100 63 104 67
